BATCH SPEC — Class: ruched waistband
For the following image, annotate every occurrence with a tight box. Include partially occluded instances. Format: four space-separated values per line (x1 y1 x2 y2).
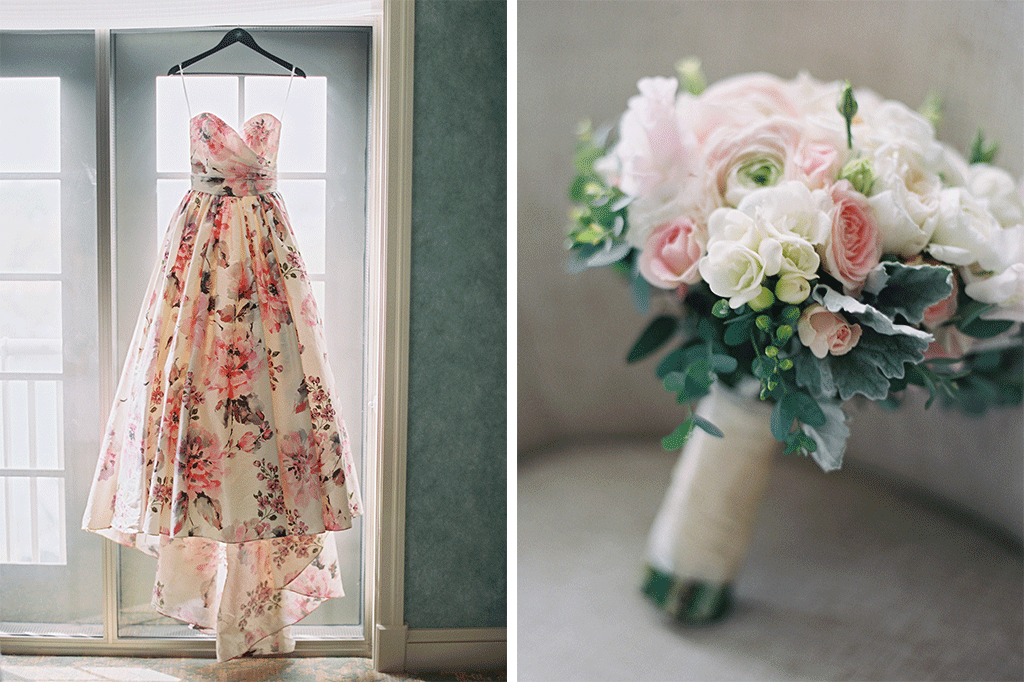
191 172 277 196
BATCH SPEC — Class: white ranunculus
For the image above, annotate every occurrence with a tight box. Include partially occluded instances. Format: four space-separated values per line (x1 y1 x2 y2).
927 188 1004 271
698 239 769 308
966 163 1024 228
867 145 943 257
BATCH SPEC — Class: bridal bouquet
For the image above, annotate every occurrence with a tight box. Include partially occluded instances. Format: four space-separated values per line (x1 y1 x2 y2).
568 61 1024 473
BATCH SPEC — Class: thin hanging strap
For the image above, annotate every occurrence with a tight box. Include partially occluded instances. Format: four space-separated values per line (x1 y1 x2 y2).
279 66 296 122
178 64 193 120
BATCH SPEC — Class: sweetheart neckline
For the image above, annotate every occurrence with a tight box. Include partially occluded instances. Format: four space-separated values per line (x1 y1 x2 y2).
190 111 281 159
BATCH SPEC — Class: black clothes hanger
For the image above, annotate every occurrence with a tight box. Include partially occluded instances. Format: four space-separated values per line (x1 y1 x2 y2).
167 28 307 78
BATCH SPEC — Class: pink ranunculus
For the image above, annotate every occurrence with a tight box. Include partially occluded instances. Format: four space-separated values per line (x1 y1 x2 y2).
689 72 799 144
823 180 882 296
797 304 863 359
702 117 803 209
638 219 705 289
789 138 844 190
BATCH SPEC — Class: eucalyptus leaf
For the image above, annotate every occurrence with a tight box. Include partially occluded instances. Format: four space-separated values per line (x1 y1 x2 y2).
656 347 686 378
724 317 753 346
662 418 695 450
692 414 724 438
585 240 632 268
628 315 678 364
770 400 796 442
710 354 739 374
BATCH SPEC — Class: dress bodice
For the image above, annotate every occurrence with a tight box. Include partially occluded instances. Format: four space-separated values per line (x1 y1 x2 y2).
190 112 281 196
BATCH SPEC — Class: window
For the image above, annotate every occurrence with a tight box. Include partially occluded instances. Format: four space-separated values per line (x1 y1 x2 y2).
0 24 386 655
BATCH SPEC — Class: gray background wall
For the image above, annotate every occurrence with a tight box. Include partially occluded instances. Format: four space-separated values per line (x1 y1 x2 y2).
404 0 506 628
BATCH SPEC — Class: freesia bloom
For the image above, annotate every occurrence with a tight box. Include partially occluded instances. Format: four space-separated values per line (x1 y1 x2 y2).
823 180 882 296
638 219 705 288
698 239 769 308
797 304 863 358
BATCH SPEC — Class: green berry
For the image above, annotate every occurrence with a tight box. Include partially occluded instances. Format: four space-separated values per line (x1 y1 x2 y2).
776 324 793 343
779 358 794 371
755 315 772 331
765 345 779 358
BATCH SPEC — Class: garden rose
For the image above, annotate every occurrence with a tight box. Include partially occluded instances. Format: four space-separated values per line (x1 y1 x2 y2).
638 218 705 288
797 304 863 358
966 163 1024 228
927 188 1004 271
823 180 882 296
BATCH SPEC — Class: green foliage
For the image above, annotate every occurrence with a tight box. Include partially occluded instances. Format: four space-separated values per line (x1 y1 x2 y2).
566 120 633 273
861 262 953 325
969 129 998 164
627 315 678 364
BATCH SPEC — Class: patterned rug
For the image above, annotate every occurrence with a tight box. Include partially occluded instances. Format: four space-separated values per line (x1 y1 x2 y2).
0 654 506 682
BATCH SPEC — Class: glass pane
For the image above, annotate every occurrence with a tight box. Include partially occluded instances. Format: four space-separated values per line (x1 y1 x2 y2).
2 381 31 469
4 476 33 563
0 77 60 173
156 178 191 248
33 380 63 470
246 76 326 173
35 476 63 564
156 75 237 173
0 180 61 274
0 281 62 373
277 179 325 274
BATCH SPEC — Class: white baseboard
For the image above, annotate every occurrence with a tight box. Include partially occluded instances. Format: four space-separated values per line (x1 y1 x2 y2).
404 627 506 673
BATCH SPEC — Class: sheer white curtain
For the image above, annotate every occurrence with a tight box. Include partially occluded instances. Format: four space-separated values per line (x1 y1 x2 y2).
0 0 381 29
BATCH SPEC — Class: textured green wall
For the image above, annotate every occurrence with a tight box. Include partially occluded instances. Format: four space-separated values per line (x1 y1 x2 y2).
404 0 507 628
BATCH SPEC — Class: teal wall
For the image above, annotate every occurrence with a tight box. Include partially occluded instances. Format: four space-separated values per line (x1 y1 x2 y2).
404 0 507 628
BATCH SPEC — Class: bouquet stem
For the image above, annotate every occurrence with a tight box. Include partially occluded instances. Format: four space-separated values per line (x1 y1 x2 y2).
643 382 779 623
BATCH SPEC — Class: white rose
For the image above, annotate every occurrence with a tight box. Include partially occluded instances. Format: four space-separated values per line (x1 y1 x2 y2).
927 188 1004 271
966 163 1024 228
698 238 770 308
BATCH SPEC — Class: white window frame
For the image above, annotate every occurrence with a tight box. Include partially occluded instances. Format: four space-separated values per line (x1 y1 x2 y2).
0 0 413 670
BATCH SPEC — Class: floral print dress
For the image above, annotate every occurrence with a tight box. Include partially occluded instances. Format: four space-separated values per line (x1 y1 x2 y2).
81 110 363 661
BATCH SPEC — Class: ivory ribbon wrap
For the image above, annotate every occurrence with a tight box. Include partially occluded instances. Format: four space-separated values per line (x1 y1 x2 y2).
643 382 780 622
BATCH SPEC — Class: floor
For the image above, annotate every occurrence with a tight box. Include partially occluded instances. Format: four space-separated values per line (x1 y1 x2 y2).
0 655 505 682
518 438 1024 682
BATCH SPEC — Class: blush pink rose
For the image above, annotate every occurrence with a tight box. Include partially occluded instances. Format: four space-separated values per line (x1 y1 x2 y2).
823 180 882 296
638 219 705 289
797 304 863 358
689 73 799 144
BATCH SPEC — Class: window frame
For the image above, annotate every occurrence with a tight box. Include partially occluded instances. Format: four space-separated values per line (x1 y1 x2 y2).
0 0 413 669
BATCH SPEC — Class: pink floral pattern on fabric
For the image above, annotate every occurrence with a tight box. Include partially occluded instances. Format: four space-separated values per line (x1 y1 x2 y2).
82 111 362 661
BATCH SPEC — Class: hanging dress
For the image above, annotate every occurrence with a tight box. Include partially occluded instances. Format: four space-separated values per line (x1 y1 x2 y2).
81 68 363 661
